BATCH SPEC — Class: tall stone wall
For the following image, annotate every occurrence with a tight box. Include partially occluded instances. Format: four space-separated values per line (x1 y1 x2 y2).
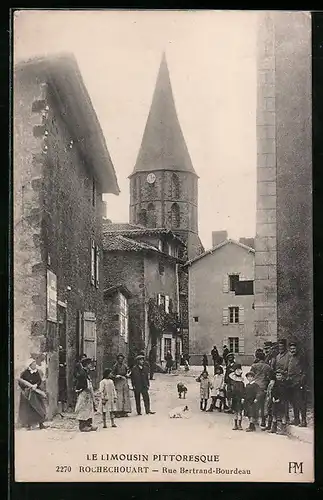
255 12 312 370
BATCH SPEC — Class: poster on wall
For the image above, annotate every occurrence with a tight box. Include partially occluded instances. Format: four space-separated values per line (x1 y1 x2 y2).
46 270 57 323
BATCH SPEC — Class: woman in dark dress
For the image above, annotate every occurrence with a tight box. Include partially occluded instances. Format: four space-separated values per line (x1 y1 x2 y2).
165 351 173 374
18 359 47 430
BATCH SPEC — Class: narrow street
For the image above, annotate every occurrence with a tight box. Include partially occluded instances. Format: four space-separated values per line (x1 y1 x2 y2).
15 367 313 482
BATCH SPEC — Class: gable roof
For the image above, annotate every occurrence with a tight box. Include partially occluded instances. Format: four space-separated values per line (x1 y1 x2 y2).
15 53 120 195
185 239 255 267
103 221 185 246
102 234 158 253
129 53 197 178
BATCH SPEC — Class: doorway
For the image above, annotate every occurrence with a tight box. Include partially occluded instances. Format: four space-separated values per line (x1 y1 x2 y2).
58 305 67 412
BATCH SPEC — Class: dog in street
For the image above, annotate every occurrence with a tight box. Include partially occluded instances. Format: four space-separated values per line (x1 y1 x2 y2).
177 382 188 399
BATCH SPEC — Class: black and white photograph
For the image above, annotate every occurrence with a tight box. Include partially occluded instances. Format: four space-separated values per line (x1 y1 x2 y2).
13 9 313 482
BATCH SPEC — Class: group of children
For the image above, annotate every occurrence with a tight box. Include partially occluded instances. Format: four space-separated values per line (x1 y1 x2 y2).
196 363 289 434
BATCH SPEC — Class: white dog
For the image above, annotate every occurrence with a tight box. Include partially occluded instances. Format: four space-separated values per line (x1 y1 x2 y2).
169 405 189 418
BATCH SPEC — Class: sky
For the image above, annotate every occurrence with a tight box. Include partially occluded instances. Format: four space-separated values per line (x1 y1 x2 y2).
14 10 258 249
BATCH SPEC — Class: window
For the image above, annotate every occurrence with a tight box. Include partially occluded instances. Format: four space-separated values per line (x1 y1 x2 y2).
92 178 96 207
235 280 254 296
83 316 97 360
147 203 156 228
133 178 137 202
171 203 180 228
229 274 240 292
158 240 163 251
120 293 129 344
229 306 239 323
228 337 239 354
171 173 180 199
95 246 100 288
91 241 100 287
165 295 170 314
158 293 170 313
193 316 199 323
138 209 147 226
164 337 172 359
91 240 95 285
159 261 165 275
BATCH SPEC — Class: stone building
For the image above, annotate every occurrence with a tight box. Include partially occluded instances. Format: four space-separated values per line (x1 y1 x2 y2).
186 238 255 366
102 222 186 366
14 53 119 417
255 12 312 369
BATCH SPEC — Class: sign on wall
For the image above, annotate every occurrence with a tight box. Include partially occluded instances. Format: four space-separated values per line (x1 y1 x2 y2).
47 270 57 323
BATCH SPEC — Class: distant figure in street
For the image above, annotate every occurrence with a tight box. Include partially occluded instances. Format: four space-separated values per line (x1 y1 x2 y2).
211 345 221 374
131 355 156 416
250 351 274 429
74 357 97 432
202 354 208 371
287 341 307 427
177 382 188 399
207 365 225 412
148 345 157 380
99 368 117 429
270 369 288 434
17 358 47 430
229 364 245 430
244 371 260 432
224 353 236 412
165 350 173 374
222 345 230 366
196 371 213 412
110 354 132 418
183 353 190 371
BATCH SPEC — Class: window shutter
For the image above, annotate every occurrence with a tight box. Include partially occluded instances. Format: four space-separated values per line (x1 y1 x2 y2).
239 337 245 354
222 307 229 325
91 240 95 285
165 295 170 313
223 274 229 293
157 294 161 306
239 306 245 325
95 246 100 288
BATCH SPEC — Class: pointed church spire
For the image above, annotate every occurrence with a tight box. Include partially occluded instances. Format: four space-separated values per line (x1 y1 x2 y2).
130 53 197 176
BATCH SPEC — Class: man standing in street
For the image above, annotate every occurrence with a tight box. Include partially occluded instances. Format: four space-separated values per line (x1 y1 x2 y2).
148 345 157 381
211 345 220 375
131 354 156 416
273 339 290 375
264 341 275 369
250 351 274 429
287 341 307 427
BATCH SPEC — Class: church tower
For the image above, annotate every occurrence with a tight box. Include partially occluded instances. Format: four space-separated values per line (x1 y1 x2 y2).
129 53 203 259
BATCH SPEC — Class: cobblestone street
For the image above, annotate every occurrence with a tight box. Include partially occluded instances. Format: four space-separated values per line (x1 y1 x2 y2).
15 367 313 482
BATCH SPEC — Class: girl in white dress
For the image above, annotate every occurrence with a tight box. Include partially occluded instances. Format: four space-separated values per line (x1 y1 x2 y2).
99 368 117 428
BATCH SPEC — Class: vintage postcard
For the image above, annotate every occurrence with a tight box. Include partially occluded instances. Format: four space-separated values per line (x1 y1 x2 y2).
13 9 314 482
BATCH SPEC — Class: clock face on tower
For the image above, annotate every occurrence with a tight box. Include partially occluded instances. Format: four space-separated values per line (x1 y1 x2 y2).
146 173 156 184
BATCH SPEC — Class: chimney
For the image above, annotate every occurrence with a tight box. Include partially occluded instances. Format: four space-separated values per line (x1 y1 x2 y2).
212 230 228 248
239 237 255 249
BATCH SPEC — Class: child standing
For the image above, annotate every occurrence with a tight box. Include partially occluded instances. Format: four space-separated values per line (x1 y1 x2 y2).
207 365 225 412
229 364 245 430
99 368 117 429
270 369 288 435
244 371 260 432
196 371 213 411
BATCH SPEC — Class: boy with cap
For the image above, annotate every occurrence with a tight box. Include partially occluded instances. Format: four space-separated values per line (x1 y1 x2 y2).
270 369 288 434
244 371 260 432
229 364 245 430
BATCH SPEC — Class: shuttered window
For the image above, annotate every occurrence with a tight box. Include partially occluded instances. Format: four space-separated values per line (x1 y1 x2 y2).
228 337 239 353
229 306 239 324
83 317 96 360
222 307 229 325
239 337 245 354
165 295 170 313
